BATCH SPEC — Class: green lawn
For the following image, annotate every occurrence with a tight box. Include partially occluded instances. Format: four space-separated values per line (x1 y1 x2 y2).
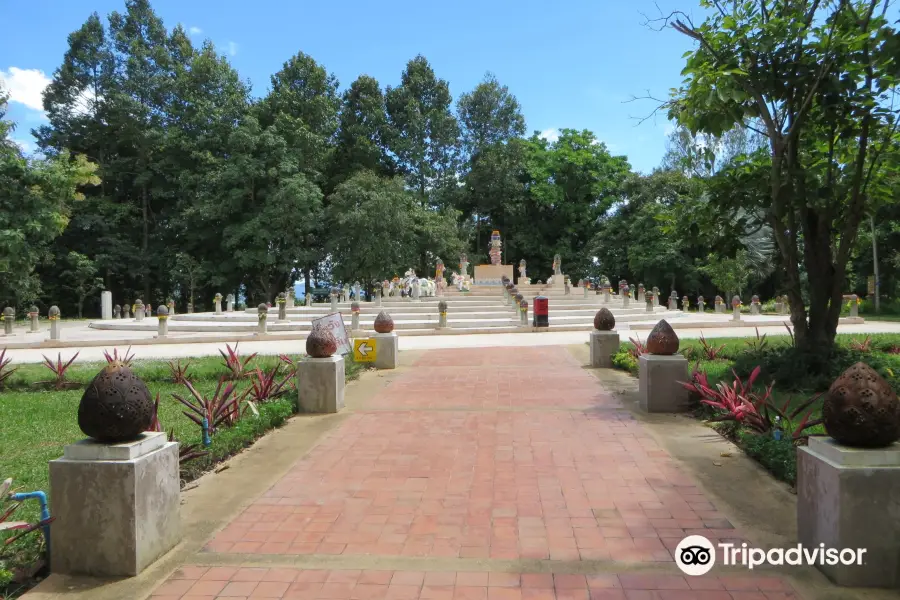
0 348 363 594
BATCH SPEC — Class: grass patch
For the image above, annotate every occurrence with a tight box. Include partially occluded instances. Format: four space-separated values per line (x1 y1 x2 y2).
0 349 364 597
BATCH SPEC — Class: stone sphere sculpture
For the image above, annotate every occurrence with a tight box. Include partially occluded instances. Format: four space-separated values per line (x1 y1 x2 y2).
438 300 448 313
515 293 524 304
593 307 616 331
306 326 338 358
351 302 360 312
646 319 679 355
374 311 394 333
732 295 741 307
48 306 60 319
823 362 900 447
157 305 168 317
78 361 154 443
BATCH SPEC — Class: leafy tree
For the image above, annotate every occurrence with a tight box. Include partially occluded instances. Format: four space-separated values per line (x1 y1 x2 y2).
698 250 752 299
325 172 422 285
665 0 900 350
174 252 203 311
328 75 395 191
61 251 104 317
386 55 460 202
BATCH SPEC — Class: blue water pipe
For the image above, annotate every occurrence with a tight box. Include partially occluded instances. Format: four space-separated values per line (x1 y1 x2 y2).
202 417 211 447
10 491 51 562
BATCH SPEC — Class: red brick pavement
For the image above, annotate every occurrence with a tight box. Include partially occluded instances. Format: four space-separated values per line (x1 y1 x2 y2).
150 347 801 600
151 567 800 599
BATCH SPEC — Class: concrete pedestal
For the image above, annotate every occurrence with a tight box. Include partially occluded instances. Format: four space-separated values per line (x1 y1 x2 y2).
215 300 222 315
157 318 169 337
797 437 900 588
49 432 180 577
101 291 112 320
590 330 619 368
474 264 514 286
134 307 144 322
638 354 689 413
297 356 345 413
50 320 61 340
373 332 399 370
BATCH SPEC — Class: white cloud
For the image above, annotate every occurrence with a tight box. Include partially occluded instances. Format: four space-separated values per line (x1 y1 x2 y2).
0 67 51 112
12 136 36 154
539 128 559 143
662 121 676 137
228 41 238 56
189 26 203 35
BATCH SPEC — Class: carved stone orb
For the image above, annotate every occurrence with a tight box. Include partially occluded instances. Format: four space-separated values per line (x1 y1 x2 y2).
823 362 900 447
438 300 448 313
593 307 616 331
306 326 338 358
374 311 394 334
78 362 154 443
646 319 679 355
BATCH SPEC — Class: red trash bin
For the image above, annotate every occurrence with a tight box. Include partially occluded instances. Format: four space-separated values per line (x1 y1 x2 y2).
533 295 549 327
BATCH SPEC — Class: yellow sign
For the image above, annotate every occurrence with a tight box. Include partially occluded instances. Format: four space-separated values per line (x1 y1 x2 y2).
353 339 376 362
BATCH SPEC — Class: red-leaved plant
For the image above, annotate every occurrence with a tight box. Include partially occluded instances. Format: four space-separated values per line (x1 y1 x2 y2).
103 346 135 366
849 335 873 352
40 352 80 390
698 333 725 360
167 359 193 384
0 348 17 388
680 366 822 440
249 365 290 404
628 335 647 359
147 393 207 464
219 343 257 380
172 377 247 435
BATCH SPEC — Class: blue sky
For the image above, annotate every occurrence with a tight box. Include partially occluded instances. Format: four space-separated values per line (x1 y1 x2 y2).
1 0 699 173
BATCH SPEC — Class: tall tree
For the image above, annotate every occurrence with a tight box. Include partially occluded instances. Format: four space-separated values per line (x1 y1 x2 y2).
665 0 900 350
328 75 394 191
457 73 527 256
386 55 460 203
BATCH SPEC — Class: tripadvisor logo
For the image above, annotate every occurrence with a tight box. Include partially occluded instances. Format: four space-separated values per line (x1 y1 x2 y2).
675 535 867 576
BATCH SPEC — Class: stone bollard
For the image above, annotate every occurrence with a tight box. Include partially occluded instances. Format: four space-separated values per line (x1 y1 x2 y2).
638 284 645 302
437 300 448 329
774 298 783 314
590 308 619 368
668 291 678 311
49 306 61 340
305 293 312 307
49 431 180 577
113 304 120 319
214 293 223 315
145 304 152 318
123 302 131 320
101 291 112 320
286 290 295 308
187 302 194 314
583 282 589 299
638 320 688 412
698 296 705 313
257 303 268 334
520 300 529 327
623 288 630 309
156 305 169 337
330 288 339 312
603 286 611 304
134 300 145 322
353 281 361 303
645 292 654 313
781 295 790 315
28 306 39 333
2 307 14 336
351 302 362 335
682 295 690 312
375 287 382 307
226 293 235 312
750 295 760 315
652 287 660 307
167 300 176 316
509 287 519 308
732 296 742 321
849 294 859 318
503 284 510 302
276 293 287 322
715 295 724 313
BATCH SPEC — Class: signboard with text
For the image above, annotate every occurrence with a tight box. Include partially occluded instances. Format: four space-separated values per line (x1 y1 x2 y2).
310 313 351 355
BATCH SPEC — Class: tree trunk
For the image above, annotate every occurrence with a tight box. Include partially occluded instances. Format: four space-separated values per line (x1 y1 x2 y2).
142 185 150 301
871 215 880 313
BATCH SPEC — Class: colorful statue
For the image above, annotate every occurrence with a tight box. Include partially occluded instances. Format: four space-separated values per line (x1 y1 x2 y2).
435 257 445 281
489 230 502 265
552 254 562 276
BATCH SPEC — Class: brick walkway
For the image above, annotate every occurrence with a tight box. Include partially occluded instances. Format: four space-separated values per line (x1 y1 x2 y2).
149 347 801 599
